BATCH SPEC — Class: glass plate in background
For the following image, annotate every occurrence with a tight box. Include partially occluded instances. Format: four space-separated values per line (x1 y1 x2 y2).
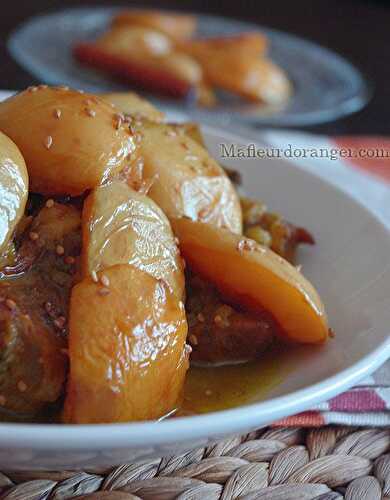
7 7 371 127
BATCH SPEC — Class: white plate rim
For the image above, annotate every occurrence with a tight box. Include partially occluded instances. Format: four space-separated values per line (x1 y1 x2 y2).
0 97 388 449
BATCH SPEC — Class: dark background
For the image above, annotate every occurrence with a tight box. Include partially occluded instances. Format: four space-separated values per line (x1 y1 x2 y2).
1 0 389 135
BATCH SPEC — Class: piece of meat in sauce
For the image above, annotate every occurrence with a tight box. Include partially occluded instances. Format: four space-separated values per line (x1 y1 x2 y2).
0 201 81 418
186 271 280 364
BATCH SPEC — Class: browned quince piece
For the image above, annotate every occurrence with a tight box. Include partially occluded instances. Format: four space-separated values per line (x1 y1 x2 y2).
81 180 184 298
138 121 242 233
173 217 329 344
64 182 188 423
64 265 188 423
0 86 138 196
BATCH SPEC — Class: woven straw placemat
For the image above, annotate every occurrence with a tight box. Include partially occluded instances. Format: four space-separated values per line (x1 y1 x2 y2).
1 426 389 499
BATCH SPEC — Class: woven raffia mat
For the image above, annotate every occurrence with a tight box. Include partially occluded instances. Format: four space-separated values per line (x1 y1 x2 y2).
1 426 390 499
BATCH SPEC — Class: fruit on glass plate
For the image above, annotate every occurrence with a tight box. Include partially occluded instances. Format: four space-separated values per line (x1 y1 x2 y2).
74 26 214 105
74 42 194 100
64 183 188 423
172 217 329 344
96 25 173 58
0 87 138 196
138 121 242 233
112 9 197 41
102 92 165 122
0 131 28 253
180 33 268 59
81 181 184 299
181 35 291 104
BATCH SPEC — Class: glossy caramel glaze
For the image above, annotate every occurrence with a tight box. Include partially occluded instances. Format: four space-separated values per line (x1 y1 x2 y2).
0 87 138 196
138 121 243 234
0 131 28 253
82 181 184 299
64 265 189 423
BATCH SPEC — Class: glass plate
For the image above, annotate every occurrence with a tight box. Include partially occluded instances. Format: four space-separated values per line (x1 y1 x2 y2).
8 6 371 127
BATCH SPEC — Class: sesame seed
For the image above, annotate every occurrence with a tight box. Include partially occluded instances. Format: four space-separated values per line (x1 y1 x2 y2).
17 381 27 392
78 89 85 94
38 84 48 90
29 231 39 241
197 313 205 323
100 274 110 287
45 198 54 208
44 301 52 313
205 389 212 396
174 237 180 245
56 245 65 256
237 238 256 253
189 334 198 346
91 270 98 283
44 135 53 149
28 86 38 92
65 256 75 265
98 287 110 296
296 264 302 272
5 299 16 311
85 108 96 117
185 344 192 356
58 85 69 91
0 395 6 405
83 99 93 106
329 328 336 338
53 109 61 119
181 258 186 269
115 117 123 130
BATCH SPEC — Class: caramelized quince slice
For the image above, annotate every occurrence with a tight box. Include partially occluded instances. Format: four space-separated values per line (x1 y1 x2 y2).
139 121 242 233
173 217 329 344
0 87 137 196
81 181 184 298
0 131 28 253
63 264 188 423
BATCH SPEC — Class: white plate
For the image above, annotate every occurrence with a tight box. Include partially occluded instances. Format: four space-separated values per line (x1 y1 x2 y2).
0 91 389 470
